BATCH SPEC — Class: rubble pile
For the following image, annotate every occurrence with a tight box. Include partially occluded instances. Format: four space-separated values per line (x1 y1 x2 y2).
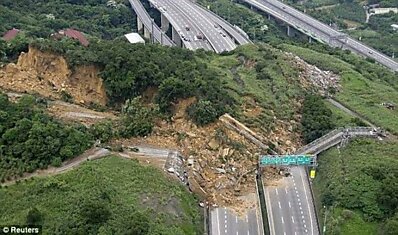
287 52 341 96
118 99 302 213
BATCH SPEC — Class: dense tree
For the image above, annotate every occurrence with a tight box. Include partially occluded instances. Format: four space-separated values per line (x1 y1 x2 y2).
26 207 42 225
187 100 218 126
90 120 114 143
0 0 135 40
301 94 335 143
0 93 93 180
119 97 157 138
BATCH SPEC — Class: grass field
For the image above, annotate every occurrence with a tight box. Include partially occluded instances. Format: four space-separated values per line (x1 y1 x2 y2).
204 44 305 132
281 44 398 133
0 156 202 235
313 138 398 234
324 100 365 128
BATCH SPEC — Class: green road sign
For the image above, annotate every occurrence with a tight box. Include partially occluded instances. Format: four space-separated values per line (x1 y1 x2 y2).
259 155 315 166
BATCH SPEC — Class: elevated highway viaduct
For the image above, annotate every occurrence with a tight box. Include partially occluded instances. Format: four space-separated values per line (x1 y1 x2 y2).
129 0 250 53
242 0 398 71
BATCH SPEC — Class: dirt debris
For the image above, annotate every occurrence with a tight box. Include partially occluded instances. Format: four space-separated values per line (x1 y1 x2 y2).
286 52 341 96
0 46 107 105
114 99 301 214
47 100 118 126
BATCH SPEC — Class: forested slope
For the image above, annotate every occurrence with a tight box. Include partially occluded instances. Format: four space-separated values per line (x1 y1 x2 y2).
0 156 202 235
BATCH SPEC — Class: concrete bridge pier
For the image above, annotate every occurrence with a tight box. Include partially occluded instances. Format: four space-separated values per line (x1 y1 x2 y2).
267 13 271 20
161 14 170 32
144 27 151 40
137 16 144 33
171 27 182 47
287 25 293 37
308 36 313 43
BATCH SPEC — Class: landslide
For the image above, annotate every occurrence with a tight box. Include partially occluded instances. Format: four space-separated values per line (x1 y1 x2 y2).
116 98 302 215
0 45 107 106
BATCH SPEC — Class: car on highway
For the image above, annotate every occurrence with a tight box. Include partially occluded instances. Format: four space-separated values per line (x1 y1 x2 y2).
185 26 190 31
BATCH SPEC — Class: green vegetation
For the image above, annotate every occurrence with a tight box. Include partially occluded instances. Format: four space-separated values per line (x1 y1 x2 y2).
301 94 335 143
282 44 398 134
0 0 134 40
0 93 93 181
204 44 305 131
119 96 158 137
0 156 203 235
30 38 235 125
324 101 368 128
313 139 398 234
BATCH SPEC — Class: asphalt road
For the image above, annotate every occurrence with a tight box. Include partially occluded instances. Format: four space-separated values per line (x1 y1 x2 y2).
144 0 244 53
149 0 212 50
193 4 251 45
210 207 262 235
244 0 398 71
264 167 318 235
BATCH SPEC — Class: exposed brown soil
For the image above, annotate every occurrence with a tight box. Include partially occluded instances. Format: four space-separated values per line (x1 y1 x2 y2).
112 98 300 214
47 100 118 126
0 46 107 106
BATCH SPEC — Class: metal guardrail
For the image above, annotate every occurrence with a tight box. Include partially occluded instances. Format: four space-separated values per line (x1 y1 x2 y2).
296 127 377 155
305 167 321 235
256 173 269 235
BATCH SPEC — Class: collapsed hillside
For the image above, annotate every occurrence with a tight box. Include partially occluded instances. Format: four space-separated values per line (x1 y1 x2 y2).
0 43 344 213
0 46 107 105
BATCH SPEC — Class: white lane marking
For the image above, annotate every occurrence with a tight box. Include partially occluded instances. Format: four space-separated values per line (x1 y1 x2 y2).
284 232 286 235
299 168 314 235
300 206 303 210
275 188 278 195
246 214 248 223
278 201 281 209
281 216 284 224
225 229 227 234
236 231 238 235
291 216 295 223
295 232 297 235
216 208 221 235
285 187 288 194
247 231 250 235
289 201 291 208
301 211 304 214
299 202 301 206
236 216 238 223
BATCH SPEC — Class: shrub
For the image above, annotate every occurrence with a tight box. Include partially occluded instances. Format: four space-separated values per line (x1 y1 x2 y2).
187 100 219 126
